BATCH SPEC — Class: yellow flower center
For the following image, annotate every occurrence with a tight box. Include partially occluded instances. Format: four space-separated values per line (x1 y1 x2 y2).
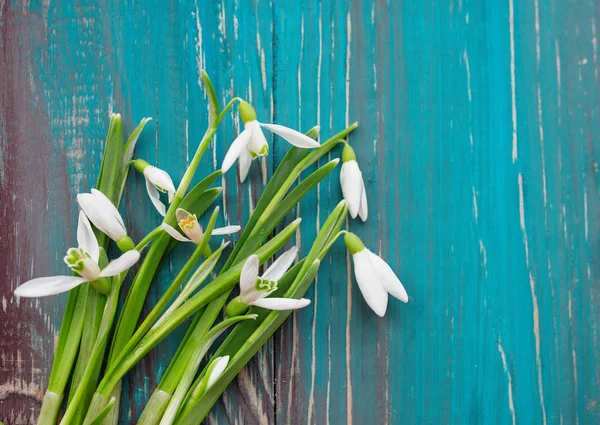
179 214 198 230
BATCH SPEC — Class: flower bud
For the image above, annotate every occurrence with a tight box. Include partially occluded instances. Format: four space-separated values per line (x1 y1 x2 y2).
133 158 150 173
341 144 357 162
344 232 365 255
239 100 257 123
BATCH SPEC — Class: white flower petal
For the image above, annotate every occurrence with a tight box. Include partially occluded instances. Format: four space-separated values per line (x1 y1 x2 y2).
161 223 192 243
14 275 86 298
144 166 176 196
146 178 166 216
248 122 268 156
77 190 127 241
358 176 368 222
238 146 252 183
259 123 320 148
77 211 99 263
212 225 241 236
207 356 230 388
262 247 298 282
340 160 363 219
239 255 260 302
251 297 311 311
221 128 252 173
368 251 408 303
352 250 388 317
176 208 193 223
100 250 140 277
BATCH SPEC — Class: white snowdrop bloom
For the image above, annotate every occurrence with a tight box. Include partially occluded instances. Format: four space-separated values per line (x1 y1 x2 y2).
340 144 368 221
133 159 177 216
161 208 240 244
226 247 310 316
221 101 320 183
14 212 140 298
345 232 408 317
77 189 134 251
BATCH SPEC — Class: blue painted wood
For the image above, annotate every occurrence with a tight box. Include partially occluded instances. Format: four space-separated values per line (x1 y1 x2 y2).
1 0 599 424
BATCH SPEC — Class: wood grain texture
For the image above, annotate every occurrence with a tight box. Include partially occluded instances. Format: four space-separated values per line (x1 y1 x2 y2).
1 0 599 424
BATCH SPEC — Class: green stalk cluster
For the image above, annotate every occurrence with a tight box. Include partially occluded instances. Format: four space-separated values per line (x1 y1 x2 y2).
35 70 357 425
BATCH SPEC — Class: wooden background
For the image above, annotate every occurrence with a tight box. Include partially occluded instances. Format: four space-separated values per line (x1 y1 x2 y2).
1 0 599 424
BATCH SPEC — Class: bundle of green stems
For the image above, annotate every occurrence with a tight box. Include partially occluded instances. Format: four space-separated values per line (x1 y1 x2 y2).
29 71 359 425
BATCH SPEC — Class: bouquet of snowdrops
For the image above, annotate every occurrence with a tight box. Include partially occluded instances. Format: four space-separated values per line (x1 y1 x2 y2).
15 71 408 425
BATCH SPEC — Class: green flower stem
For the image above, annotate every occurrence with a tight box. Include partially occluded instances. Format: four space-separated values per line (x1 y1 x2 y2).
60 270 127 425
66 288 106 422
135 226 163 251
152 244 227 331
175 128 217 198
176 203 348 423
159 293 228 395
37 285 88 425
38 114 132 424
136 302 221 425
109 81 236 367
217 97 243 123
92 218 301 401
176 261 321 424
36 391 63 425
107 209 219 367
160 314 257 425
137 390 172 425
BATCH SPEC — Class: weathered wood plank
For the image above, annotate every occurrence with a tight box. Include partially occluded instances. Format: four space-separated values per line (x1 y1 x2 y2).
1 0 599 424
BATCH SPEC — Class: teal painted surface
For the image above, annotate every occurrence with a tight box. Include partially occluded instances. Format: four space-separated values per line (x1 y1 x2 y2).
0 0 599 424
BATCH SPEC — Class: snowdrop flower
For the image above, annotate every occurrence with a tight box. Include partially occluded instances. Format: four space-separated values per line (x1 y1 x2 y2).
133 159 177 216
344 232 408 317
221 101 321 183
226 247 310 316
14 212 140 298
77 189 135 252
162 208 241 244
340 144 368 221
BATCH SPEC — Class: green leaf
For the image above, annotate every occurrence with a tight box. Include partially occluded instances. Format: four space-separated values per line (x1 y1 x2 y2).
201 70 220 127
175 203 347 423
119 117 152 200
159 314 257 423
87 397 115 425
96 113 124 204
177 170 222 215
175 261 321 425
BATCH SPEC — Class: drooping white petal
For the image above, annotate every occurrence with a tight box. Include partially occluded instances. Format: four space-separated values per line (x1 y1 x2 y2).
146 178 166 216
14 275 86 298
77 211 99 263
144 166 176 198
206 356 230 388
99 250 141 277
262 247 298 282
352 250 388 317
340 160 363 219
247 122 268 156
367 250 408 303
251 297 311 311
239 255 260 302
212 225 241 236
161 223 192 243
77 189 127 241
221 128 252 173
238 146 252 183
358 176 368 222
259 123 320 148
